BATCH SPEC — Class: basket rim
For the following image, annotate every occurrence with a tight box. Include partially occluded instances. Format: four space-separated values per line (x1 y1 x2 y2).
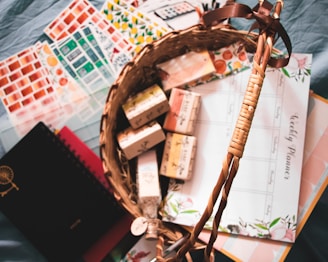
98 22 260 241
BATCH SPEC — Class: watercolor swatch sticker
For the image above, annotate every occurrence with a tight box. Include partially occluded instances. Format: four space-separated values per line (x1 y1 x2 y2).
89 22 132 75
37 42 89 119
0 45 87 136
101 0 169 54
44 0 134 74
153 1 200 30
37 42 88 106
131 0 202 30
153 1 196 21
48 25 118 121
50 25 113 91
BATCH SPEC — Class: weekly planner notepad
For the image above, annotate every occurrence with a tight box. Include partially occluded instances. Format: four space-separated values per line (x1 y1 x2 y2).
161 53 312 243
198 92 328 261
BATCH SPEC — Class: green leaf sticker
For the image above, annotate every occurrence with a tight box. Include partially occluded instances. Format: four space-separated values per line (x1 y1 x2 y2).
255 223 268 230
181 209 199 214
269 217 281 228
281 67 290 77
169 202 179 214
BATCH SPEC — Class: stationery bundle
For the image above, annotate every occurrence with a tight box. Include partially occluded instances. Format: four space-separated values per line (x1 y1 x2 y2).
98 0 312 261
0 0 318 261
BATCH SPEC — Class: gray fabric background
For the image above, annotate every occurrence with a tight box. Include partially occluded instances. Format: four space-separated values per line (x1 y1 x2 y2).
0 0 327 261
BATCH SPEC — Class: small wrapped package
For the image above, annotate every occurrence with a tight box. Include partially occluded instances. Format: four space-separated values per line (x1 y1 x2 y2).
122 84 170 129
137 150 161 240
117 121 166 160
160 132 196 180
163 88 201 135
156 50 216 91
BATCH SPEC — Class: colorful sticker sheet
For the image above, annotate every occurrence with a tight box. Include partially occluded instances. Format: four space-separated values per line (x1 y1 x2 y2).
112 0 171 31
37 42 89 111
50 25 113 90
89 22 132 74
44 0 134 75
1 0 136 153
153 1 196 21
101 0 170 54
49 24 118 122
0 44 87 136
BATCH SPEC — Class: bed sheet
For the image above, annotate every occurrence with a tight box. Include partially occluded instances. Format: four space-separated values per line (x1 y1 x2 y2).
0 0 327 261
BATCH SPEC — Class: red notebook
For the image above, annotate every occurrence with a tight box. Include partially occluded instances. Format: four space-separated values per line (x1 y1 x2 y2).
57 126 132 262
57 126 112 193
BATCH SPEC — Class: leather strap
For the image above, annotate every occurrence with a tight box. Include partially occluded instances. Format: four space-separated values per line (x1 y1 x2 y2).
202 0 291 68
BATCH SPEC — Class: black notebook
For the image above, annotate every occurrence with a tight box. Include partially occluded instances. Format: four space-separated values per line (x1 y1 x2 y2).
0 122 125 262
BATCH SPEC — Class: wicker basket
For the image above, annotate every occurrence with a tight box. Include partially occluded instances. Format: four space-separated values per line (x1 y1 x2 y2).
99 1 290 261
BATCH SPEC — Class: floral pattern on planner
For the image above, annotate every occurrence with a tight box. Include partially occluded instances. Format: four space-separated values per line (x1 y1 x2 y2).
160 181 201 224
216 215 297 242
281 54 311 83
162 184 297 243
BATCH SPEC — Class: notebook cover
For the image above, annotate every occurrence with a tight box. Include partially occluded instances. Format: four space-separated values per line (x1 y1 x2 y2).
0 122 125 262
57 125 132 262
57 126 112 193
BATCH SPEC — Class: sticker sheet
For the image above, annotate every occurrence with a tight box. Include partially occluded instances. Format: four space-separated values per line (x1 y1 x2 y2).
44 0 134 74
112 0 171 31
0 0 138 156
0 44 87 136
133 0 202 30
101 0 170 54
50 25 113 90
89 23 132 75
49 24 118 122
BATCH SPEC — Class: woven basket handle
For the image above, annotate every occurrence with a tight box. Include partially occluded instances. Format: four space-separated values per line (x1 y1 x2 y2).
161 1 291 261
203 0 291 68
